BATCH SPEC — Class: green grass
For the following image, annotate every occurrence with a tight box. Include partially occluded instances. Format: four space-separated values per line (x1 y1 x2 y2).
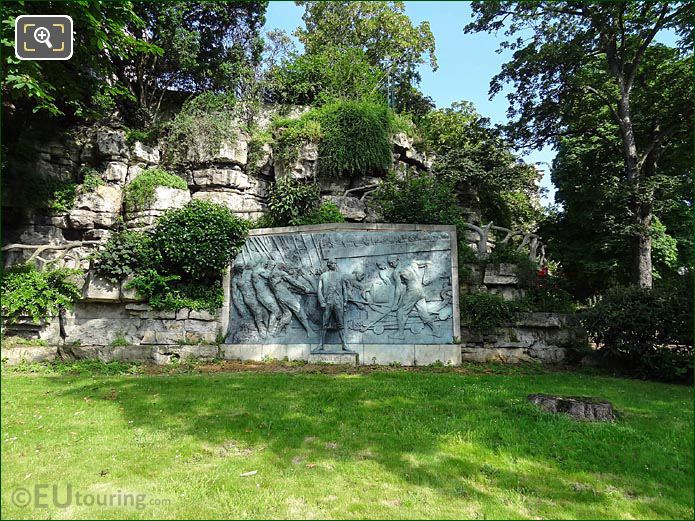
1 364 692 519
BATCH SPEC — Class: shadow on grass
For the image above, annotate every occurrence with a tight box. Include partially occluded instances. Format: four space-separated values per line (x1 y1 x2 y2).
41 369 693 518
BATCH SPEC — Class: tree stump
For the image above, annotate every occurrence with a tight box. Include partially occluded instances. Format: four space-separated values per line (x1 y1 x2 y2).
528 394 616 422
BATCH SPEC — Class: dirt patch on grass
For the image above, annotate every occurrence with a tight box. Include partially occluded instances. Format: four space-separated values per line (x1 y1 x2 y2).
140 359 566 377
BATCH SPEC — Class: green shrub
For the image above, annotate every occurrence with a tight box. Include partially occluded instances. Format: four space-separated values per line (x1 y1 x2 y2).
272 100 395 179
582 283 693 382
373 171 464 228
47 182 78 213
165 92 238 164
460 291 517 332
153 200 248 281
92 230 158 283
80 168 105 192
316 100 393 178
518 271 576 313
91 201 248 312
267 47 383 106
126 270 223 312
265 177 321 226
293 202 345 225
123 168 187 210
125 127 160 147
1 264 82 324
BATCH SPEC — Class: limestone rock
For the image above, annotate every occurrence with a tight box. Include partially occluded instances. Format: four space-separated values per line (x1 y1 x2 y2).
392 132 414 152
120 274 143 302
80 140 97 164
319 177 352 195
191 167 256 190
275 143 318 179
148 186 190 211
192 190 264 219
321 195 367 222
127 163 146 183
484 263 519 286
96 129 128 159
1 345 59 365
16 224 66 245
152 345 218 365
131 141 160 164
67 185 122 229
392 132 430 170
83 229 112 242
189 309 217 321
250 142 273 176
125 186 190 229
82 273 120 302
186 133 249 165
103 161 128 183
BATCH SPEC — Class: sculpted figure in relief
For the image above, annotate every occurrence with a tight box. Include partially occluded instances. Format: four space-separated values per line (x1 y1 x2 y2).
231 260 268 338
252 259 282 335
316 258 350 351
387 255 441 340
268 262 314 335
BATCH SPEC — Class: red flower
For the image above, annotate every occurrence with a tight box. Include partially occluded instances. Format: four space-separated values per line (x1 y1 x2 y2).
537 266 549 277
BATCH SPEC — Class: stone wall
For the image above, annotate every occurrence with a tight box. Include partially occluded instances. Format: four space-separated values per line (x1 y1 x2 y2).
2 110 584 366
461 262 526 300
460 312 586 363
3 302 221 347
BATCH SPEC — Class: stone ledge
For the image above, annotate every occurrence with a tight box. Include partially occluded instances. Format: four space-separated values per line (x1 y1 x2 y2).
460 346 567 364
1 346 59 365
221 343 461 366
2 345 223 366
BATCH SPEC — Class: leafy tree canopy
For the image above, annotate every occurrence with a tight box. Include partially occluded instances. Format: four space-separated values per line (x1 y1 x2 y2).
465 1 693 288
422 102 542 230
2 0 268 128
292 1 436 113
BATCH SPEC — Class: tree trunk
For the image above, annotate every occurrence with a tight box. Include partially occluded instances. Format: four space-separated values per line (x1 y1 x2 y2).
632 211 653 288
616 91 654 288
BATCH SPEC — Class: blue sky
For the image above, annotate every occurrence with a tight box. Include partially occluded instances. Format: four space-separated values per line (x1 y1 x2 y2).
264 1 558 203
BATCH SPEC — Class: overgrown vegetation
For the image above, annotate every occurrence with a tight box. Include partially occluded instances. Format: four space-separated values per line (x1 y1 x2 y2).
93 201 248 311
316 101 394 178
583 282 693 382
1 264 81 324
293 202 345 226
164 92 239 164
263 177 344 227
123 168 187 211
92 230 158 284
273 100 395 178
79 168 105 192
460 291 517 332
373 170 464 228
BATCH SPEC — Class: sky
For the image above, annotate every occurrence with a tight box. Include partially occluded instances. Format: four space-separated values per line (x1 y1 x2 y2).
264 1 558 204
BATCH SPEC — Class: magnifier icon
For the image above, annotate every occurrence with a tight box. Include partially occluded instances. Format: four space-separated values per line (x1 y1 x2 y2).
34 26 52 49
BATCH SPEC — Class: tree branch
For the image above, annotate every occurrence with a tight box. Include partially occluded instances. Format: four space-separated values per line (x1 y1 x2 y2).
627 3 671 89
584 86 620 124
637 121 683 172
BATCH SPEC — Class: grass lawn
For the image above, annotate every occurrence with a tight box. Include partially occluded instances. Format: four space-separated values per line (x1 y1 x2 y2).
1 362 693 519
